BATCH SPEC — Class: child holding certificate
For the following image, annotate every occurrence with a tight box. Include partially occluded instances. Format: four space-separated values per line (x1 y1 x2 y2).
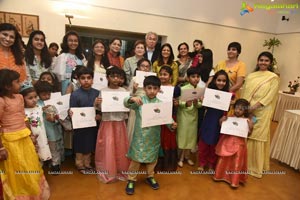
213 99 253 188
128 58 151 97
124 75 177 195
177 67 202 168
20 83 52 163
155 66 179 171
35 80 64 174
127 58 151 144
198 70 229 171
69 66 100 174
94 66 130 183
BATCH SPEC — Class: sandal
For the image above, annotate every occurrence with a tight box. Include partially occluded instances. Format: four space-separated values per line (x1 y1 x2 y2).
84 167 95 174
77 168 86 174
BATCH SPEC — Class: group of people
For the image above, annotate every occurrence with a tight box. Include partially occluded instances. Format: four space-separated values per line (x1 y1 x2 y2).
0 22 279 199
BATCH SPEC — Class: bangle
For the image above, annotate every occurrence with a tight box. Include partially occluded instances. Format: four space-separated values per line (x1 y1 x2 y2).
0 147 5 151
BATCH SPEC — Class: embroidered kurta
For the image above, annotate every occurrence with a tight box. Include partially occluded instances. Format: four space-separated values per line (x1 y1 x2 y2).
26 55 50 81
176 83 202 149
52 53 84 81
25 106 52 161
124 95 171 163
52 53 84 94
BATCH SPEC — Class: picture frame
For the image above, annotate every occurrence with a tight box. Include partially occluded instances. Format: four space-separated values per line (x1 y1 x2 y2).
0 11 39 37
0 12 5 24
22 14 39 37
3 12 23 35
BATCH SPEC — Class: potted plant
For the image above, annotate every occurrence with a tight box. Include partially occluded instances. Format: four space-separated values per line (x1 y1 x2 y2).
263 37 282 74
263 37 282 54
288 76 300 93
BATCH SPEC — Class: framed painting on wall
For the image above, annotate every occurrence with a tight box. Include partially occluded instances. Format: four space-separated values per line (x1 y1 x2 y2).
4 12 23 35
0 12 5 24
22 14 39 37
0 11 39 37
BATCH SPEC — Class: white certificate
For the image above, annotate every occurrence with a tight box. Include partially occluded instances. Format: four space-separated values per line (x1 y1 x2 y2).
101 91 130 112
141 102 173 128
179 88 205 101
71 107 96 129
220 117 249 138
157 86 174 102
135 70 157 87
44 94 70 120
202 88 232 111
92 72 108 90
51 92 62 99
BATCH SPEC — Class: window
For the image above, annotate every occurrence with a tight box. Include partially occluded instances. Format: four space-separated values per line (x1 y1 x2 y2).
66 25 162 59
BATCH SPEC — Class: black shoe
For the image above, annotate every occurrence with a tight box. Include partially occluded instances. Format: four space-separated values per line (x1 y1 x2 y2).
145 177 159 190
50 165 61 176
125 180 135 195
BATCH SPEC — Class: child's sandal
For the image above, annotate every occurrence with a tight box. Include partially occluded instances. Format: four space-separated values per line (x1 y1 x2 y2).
77 168 86 174
85 167 95 174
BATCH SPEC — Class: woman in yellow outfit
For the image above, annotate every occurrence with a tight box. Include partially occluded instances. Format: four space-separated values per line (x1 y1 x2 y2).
241 51 279 178
152 43 178 86
214 42 246 99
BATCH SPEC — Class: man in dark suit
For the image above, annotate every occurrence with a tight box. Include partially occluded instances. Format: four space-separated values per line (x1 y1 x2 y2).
144 32 160 65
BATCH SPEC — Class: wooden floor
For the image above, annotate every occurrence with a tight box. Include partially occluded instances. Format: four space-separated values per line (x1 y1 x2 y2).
45 122 300 200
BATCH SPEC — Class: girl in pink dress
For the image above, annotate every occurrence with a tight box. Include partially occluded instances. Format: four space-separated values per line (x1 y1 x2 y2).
94 66 130 183
213 98 254 188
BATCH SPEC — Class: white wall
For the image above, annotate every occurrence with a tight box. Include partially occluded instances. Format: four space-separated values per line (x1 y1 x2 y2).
1 0 299 89
276 33 300 90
